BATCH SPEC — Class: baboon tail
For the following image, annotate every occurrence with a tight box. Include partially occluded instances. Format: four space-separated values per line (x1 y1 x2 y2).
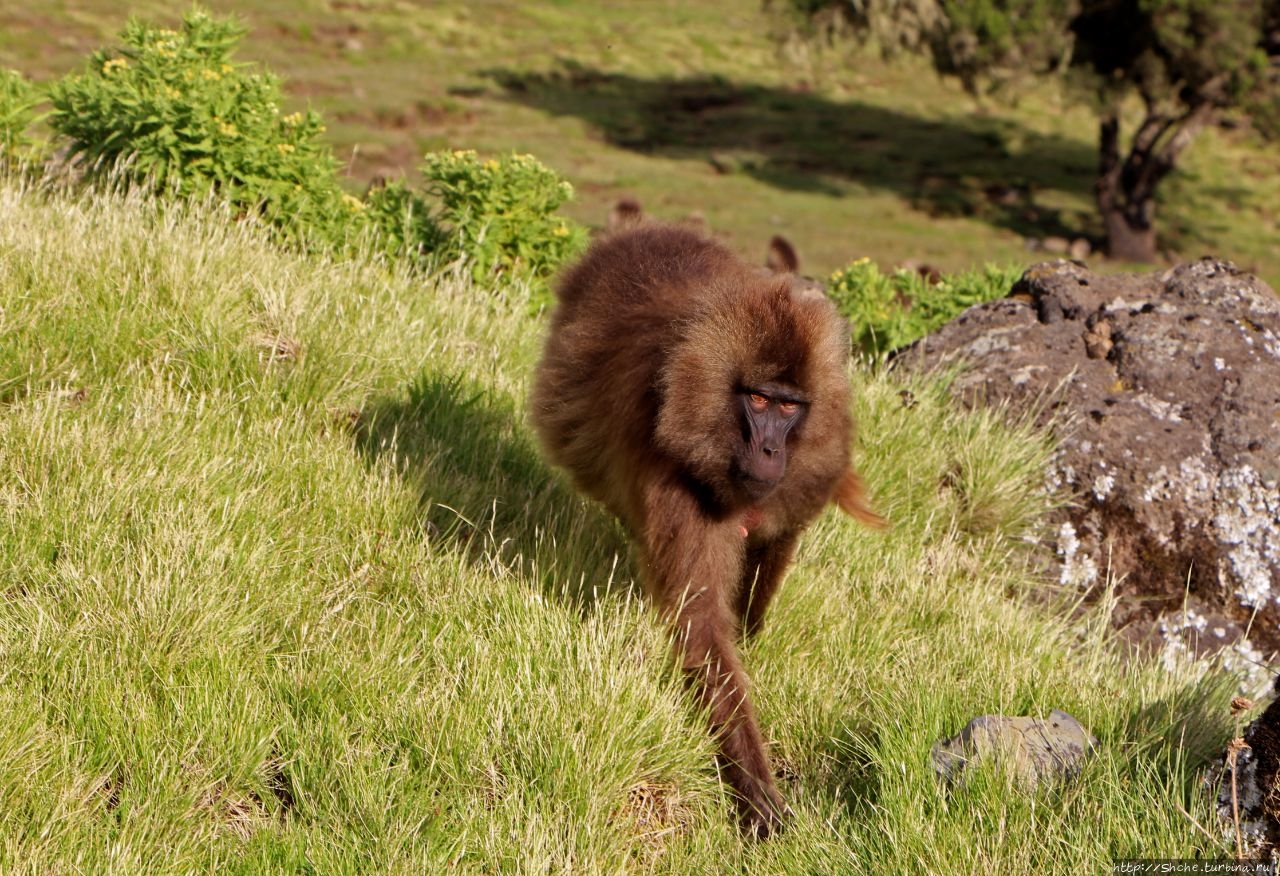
832 467 887 529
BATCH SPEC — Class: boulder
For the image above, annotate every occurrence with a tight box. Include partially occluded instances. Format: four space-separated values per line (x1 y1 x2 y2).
898 258 1280 667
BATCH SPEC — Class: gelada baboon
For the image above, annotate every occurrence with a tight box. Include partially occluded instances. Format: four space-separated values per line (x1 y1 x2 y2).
530 223 883 838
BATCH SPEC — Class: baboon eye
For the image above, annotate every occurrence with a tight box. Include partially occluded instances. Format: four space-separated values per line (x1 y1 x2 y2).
748 393 769 411
778 402 800 417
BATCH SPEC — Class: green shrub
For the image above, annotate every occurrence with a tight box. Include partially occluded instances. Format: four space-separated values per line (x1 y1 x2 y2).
826 258 1021 356
0 68 44 165
45 8 358 251
360 179 441 262
419 149 587 296
41 7 585 287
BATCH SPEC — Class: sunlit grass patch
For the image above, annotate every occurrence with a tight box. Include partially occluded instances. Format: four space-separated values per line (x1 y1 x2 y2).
0 175 1243 872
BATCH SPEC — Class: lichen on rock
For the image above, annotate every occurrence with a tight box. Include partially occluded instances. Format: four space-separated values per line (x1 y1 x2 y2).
898 258 1280 668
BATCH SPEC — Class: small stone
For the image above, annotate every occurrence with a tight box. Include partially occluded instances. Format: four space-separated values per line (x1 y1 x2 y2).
931 710 1098 789
1041 236 1071 255
1083 319 1114 359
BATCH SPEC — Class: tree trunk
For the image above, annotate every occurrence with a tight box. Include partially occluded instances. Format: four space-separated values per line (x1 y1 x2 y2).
1094 99 1217 265
1095 112 1160 263
1099 194 1158 263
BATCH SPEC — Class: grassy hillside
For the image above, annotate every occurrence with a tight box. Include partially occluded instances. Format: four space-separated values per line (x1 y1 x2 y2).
0 176 1243 872
2 0 1279 285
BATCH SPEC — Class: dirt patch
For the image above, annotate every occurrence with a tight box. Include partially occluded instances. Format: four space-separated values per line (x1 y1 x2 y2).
611 780 695 863
344 140 427 187
335 99 475 133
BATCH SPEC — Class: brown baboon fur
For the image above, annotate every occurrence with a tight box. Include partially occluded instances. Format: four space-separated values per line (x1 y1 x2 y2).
530 223 882 838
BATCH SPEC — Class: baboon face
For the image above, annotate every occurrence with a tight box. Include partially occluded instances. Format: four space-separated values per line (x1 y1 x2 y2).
733 381 806 499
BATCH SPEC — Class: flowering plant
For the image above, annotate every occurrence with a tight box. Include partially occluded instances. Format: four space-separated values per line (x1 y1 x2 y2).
48 8 354 250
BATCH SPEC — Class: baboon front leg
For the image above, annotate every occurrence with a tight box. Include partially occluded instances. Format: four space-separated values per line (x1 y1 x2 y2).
668 584 787 839
645 481 783 840
736 534 799 639
642 484 787 838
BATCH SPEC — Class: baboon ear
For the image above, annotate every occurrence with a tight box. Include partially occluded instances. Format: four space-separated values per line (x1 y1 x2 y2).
608 197 645 230
765 235 801 274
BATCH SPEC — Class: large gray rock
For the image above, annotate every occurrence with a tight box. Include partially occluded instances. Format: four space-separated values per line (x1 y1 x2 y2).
899 258 1280 665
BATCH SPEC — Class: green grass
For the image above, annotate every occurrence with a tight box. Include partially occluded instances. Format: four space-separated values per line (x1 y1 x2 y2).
2 0 1279 287
0 175 1244 872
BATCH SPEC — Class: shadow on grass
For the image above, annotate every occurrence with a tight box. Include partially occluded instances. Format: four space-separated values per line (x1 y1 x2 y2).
481 63 1098 243
354 370 633 610
1122 677 1236 768
810 722 883 817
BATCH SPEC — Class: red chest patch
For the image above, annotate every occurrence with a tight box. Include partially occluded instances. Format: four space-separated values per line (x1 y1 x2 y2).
738 506 765 539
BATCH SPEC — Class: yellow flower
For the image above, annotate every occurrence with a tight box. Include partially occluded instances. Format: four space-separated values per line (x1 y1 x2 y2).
341 194 365 212
276 143 296 154
220 63 233 74
202 68 222 81
552 224 570 238
283 112 304 126
102 57 129 75
484 159 500 171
